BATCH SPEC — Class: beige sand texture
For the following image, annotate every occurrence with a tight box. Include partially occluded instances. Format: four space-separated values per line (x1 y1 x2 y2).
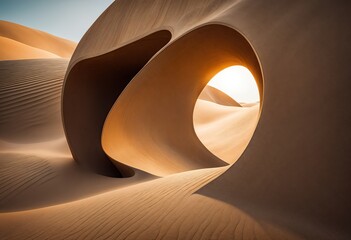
0 167 300 240
0 0 350 239
193 100 259 164
0 20 76 60
0 59 69 143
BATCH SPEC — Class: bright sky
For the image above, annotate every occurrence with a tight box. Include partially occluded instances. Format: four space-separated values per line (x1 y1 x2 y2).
208 66 260 103
0 0 114 42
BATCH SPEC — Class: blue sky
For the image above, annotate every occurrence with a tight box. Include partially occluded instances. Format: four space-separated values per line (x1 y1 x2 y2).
0 0 114 42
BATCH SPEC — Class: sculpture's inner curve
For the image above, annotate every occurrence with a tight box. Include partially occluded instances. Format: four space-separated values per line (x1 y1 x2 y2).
62 30 172 177
100 25 263 176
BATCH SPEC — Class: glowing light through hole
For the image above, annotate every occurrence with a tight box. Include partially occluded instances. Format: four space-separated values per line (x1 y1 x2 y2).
207 66 259 103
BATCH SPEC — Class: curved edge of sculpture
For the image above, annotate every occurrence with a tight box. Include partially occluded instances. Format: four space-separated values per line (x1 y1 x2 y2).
62 30 172 177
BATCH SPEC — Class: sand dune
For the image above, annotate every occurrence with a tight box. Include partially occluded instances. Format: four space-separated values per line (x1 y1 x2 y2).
0 59 68 143
193 100 259 163
0 37 60 60
0 0 350 239
0 20 76 60
0 152 153 212
0 166 299 240
0 153 56 207
198 85 241 107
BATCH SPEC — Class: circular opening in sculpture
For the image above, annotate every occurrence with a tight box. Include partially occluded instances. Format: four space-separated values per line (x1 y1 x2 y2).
193 65 260 164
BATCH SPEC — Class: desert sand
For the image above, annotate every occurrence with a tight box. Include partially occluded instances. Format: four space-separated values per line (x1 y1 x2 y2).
198 85 242 107
193 99 259 164
0 0 350 239
0 21 76 60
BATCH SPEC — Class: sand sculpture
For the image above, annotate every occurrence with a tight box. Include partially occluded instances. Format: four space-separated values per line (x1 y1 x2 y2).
0 0 350 239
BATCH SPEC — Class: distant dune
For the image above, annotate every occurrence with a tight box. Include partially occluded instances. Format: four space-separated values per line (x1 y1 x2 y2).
198 85 242 106
0 37 60 60
0 20 76 60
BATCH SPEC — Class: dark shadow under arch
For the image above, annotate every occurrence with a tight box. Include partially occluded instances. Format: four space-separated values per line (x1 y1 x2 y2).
62 30 172 177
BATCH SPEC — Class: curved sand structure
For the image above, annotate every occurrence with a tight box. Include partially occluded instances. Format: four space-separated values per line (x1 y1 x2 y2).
100 24 261 176
65 23 262 177
62 0 351 238
0 21 76 60
0 0 350 239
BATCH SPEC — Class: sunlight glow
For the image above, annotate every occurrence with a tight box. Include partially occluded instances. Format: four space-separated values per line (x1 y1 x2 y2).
207 66 259 103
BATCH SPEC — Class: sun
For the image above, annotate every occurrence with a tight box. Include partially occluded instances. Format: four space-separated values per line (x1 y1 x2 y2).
207 66 259 104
